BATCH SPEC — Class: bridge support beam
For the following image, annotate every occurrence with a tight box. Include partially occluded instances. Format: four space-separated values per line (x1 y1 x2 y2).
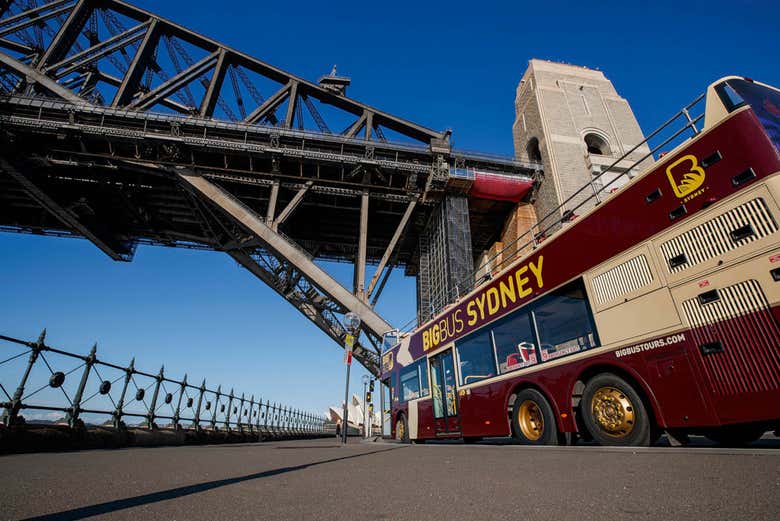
354 190 368 300
366 196 417 300
0 158 133 261
177 169 392 353
416 194 474 324
272 180 312 230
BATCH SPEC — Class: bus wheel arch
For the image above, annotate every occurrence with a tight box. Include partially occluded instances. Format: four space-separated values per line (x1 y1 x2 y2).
506 383 565 445
574 364 662 434
395 412 410 443
576 367 661 446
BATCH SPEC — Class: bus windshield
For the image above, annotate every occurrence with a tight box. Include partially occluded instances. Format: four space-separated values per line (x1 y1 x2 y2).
720 78 780 153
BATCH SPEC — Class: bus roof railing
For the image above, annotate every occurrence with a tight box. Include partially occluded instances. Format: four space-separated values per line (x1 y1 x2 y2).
408 91 707 331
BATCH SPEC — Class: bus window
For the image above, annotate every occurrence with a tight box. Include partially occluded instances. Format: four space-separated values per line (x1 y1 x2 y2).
532 279 599 362
456 329 497 385
399 360 429 402
400 364 420 402
418 360 430 397
491 312 539 373
382 330 400 352
718 78 780 152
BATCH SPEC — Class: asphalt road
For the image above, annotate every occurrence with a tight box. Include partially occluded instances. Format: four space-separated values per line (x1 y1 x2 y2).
1 436 778 521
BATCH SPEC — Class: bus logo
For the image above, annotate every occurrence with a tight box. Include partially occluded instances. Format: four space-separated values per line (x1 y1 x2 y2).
381 351 394 372
666 154 706 198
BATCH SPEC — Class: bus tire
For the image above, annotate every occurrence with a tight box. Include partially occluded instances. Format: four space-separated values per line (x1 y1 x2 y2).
511 389 560 445
582 373 653 446
395 414 410 443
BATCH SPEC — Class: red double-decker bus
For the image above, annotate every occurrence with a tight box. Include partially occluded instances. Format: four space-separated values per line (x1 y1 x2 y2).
380 76 780 446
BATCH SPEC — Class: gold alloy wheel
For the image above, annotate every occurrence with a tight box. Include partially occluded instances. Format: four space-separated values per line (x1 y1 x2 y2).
591 386 636 438
517 400 544 441
396 418 405 441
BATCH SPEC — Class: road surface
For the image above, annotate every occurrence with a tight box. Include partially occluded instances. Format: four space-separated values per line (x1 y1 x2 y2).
1 436 778 520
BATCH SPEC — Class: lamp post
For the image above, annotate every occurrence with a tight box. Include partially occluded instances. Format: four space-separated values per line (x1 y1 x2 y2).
361 374 369 439
342 312 360 445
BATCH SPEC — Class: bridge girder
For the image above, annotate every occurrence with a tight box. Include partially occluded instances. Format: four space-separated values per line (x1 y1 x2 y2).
0 0 542 374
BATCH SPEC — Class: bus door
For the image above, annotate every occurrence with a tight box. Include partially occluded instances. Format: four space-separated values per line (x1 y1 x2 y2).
429 349 460 435
381 378 391 437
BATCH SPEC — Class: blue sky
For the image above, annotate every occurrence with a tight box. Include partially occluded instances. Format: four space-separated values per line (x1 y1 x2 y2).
1 0 779 416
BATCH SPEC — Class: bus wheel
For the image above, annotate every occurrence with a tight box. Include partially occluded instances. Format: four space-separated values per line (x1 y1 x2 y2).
395 415 410 443
704 424 765 447
511 389 560 445
582 373 652 446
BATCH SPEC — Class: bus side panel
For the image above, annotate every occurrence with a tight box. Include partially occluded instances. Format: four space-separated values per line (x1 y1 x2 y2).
415 398 436 439
682 305 780 425
632 343 719 428
492 344 717 435
460 382 512 437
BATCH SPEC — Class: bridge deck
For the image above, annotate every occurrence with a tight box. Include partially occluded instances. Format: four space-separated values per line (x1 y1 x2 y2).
1 437 777 520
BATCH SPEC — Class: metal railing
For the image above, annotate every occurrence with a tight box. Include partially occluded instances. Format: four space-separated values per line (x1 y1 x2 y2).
0 330 327 438
406 91 707 329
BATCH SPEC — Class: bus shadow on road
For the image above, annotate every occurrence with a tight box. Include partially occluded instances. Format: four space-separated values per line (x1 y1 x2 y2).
418 434 780 449
23 446 405 521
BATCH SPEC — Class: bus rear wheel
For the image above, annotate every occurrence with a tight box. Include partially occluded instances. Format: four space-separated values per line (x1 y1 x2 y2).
582 373 653 446
395 414 410 443
511 389 560 445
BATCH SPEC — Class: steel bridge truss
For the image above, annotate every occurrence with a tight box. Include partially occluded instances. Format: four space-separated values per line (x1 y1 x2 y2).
0 0 455 143
0 0 540 375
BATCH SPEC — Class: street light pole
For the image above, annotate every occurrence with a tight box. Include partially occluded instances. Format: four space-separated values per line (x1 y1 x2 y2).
341 352 352 444
342 312 360 445
362 375 369 439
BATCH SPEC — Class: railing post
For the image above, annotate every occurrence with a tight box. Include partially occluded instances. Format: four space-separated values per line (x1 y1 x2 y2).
255 396 263 432
113 357 134 429
682 107 699 135
293 408 298 435
193 379 206 430
146 365 164 430
173 374 187 429
3 329 46 426
237 392 245 432
210 385 221 429
292 408 297 435
247 395 254 434
225 388 234 431
67 343 97 429
589 180 601 204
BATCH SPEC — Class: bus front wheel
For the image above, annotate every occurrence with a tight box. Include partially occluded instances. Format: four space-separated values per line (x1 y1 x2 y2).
582 373 653 446
395 414 410 443
511 389 561 445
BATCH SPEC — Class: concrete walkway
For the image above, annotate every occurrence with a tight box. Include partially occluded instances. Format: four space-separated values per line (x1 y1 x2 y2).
1 437 777 520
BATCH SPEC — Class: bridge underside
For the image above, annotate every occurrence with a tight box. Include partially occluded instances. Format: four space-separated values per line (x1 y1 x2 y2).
0 0 541 374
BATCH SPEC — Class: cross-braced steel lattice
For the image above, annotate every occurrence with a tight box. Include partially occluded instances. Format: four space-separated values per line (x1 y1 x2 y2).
0 1 541 374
